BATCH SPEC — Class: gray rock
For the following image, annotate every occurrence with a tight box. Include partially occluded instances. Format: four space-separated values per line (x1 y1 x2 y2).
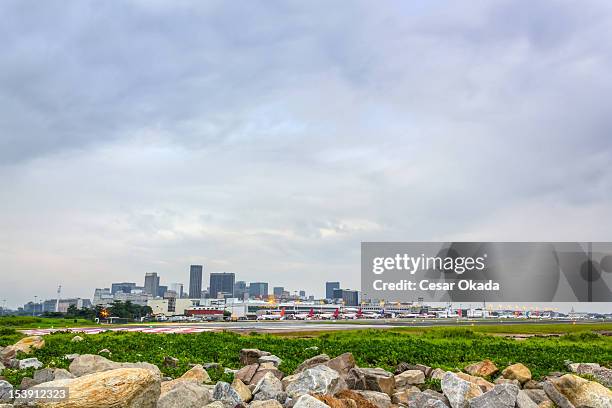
516 390 539 408
441 372 483 408
325 353 356 378
395 362 433 377
158 381 211 408
468 383 519 408
0 380 13 403
259 355 282 367
53 368 75 380
292 394 329 408
574 363 612 387
33 368 56 383
19 377 40 389
239 349 271 366
346 367 395 395
163 356 179 368
542 381 575 408
213 381 242 406
294 354 330 374
408 392 450 407
285 365 345 399
250 400 284 408
351 390 392 408
395 369 425 386
253 372 283 401
18 357 43 370
522 389 552 405
423 389 451 406
431 368 447 380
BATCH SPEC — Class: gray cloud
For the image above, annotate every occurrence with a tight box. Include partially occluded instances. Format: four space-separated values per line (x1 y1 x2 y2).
1 1 612 311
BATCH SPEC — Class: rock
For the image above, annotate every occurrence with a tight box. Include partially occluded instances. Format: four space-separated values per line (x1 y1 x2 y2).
285 365 345 399
71 335 84 342
251 367 284 385
456 372 494 392
516 390 539 408
0 336 45 364
259 355 282 367
35 368 74 384
240 349 271 366
542 381 575 408
99 348 111 354
441 372 483 408
408 391 450 408
501 363 531 384
395 363 433 377
431 368 447 380
494 377 520 387
206 402 226 408
235 363 259 384
161 364 212 394
253 372 283 401
0 380 13 403
213 381 242 406
250 400 284 408
391 386 420 404
422 389 451 406
18 357 43 369
351 390 392 408
523 380 542 389
53 368 75 380
293 394 330 408
573 363 612 387
346 367 395 396
232 378 252 402
395 369 425 387
25 367 160 407
295 354 330 374
548 374 612 408
468 383 519 408
19 377 40 389
163 356 179 368
0 362 3 371
464 360 498 378
157 381 211 408
522 389 552 405
64 353 79 361
68 354 161 378
325 353 356 378
538 402 554 408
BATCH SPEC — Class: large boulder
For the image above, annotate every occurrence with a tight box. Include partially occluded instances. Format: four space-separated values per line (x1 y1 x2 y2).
34 368 75 384
548 374 612 408
391 386 420 404
351 390 392 408
394 369 425 387
456 372 495 392
464 360 498 378
441 372 483 408
501 363 531 384
239 349 271 366
407 392 449 408
285 365 346 399
259 355 282 367
157 381 211 408
295 354 330 374
235 363 259 384
468 383 519 408
325 353 356 378
293 394 331 408
253 371 284 401
572 363 612 387
212 381 243 406
346 367 395 396
231 378 252 402
68 354 161 378
18 357 43 370
516 390 539 408
24 368 160 407
0 336 45 363
0 381 12 403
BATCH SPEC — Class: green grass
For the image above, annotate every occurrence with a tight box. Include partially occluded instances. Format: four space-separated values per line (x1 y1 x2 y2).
0 327 605 387
0 316 96 330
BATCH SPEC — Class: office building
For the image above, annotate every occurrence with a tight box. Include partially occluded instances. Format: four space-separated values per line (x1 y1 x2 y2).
210 272 235 299
169 283 184 298
249 282 268 299
234 281 248 300
158 285 168 298
273 287 284 298
333 289 359 306
189 265 203 299
144 273 160 297
326 282 340 299
111 282 136 295
299 290 306 298
93 288 113 305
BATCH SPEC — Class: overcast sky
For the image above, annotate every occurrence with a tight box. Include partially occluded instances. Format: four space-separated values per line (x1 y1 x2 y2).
1 1 612 310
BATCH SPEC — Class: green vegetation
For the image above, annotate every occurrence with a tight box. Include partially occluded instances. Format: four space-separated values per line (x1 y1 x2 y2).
2 327 606 388
0 316 94 331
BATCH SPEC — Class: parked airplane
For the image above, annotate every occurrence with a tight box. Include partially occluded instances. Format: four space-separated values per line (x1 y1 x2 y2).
257 307 286 320
294 308 315 320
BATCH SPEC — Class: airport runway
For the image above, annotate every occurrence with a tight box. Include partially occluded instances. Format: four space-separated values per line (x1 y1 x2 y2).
20 318 609 336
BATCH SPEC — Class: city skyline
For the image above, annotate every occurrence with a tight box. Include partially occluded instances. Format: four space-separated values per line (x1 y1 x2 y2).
2 2 612 311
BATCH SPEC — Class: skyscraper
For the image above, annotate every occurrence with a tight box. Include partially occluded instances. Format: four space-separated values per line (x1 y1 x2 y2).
189 265 203 299
273 287 284 298
333 289 359 306
326 282 340 299
144 273 160 297
234 281 248 300
209 272 235 299
111 282 136 295
249 282 268 299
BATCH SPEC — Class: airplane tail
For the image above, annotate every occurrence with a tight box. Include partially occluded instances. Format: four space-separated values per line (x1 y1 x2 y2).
333 308 339 319
308 308 314 317
280 307 286 317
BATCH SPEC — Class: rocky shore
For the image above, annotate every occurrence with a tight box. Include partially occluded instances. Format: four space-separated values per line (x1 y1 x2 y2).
0 336 611 407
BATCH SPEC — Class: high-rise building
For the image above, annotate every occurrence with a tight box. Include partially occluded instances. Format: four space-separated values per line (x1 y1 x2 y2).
111 282 136 295
157 285 168 298
234 281 248 300
273 287 284 298
93 288 113 305
144 273 160 297
189 265 203 299
249 282 268 299
210 272 235 299
299 290 306 298
326 282 340 299
333 289 359 306
169 283 184 298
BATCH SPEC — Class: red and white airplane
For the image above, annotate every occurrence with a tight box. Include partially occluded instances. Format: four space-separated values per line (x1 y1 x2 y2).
294 308 315 320
257 307 286 320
